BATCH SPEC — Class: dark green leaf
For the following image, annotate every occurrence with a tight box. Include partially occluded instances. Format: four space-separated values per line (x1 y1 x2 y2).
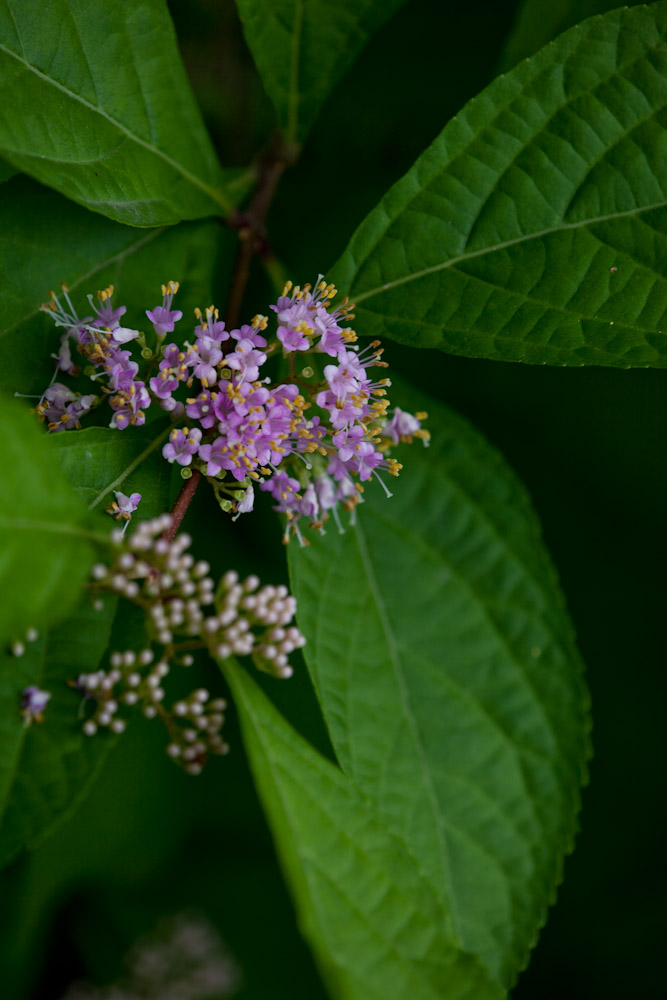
235 0 406 142
222 658 504 1000
330 3 667 368
0 393 98 645
0 157 16 184
1 176 230 396
288 383 590 987
499 0 645 72
49 421 172 518
0 595 118 869
0 0 234 224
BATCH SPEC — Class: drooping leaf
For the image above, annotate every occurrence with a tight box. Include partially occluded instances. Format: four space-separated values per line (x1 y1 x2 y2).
288 382 590 988
1 176 232 396
0 595 118 870
330 3 667 368
235 0 407 143
221 658 505 1000
0 0 235 224
498 0 645 72
0 393 98 646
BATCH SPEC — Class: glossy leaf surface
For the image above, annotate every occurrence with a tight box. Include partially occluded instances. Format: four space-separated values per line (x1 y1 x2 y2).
288 385 590 986
331 4 667 368
0 0 233 224
223 659 505 1000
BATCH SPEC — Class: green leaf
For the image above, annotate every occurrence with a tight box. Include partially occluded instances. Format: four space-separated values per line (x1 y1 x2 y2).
330 3 667 368
0 595 118 870
288 383 590 988
49 421 172 517
0 0 234 224
0 157 16 184
1 176 230 396
235 0 407 142
499 0 645 72
0 393 97 646
222 658 504 1000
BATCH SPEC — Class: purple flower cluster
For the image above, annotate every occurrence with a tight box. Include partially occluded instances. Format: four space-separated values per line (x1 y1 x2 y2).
40 278 429 540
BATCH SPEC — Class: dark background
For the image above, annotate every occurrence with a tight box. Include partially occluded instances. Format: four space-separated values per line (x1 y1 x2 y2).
2 1 664 996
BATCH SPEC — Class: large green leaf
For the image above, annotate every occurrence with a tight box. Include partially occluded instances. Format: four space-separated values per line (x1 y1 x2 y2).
499 0 645 72
1 176 230 395
0 0 234 224
288 384 590 988
222 659 504 1000
0 394 98 646
235 0 406 142
330 3 667 368
0 596 117 870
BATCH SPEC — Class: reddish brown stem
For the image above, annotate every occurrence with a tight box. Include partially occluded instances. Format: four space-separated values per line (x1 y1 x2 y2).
165 469 203 542
166 134 295 533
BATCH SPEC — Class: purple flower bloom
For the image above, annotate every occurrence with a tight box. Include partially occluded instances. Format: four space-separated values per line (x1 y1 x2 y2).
196 305 230 343
114 491 141 515
191 335 223 385
383 408 430 446
21 686 51 724
36 384 97 432
90 285 127 330
226 339 267 383
109 382 151 429
186 390 218 429
231 322 267 348
163 427 202 466
146 281 183 335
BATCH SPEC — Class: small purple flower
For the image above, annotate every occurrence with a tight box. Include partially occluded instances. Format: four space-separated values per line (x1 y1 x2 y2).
89 285 127 330
110 326 139 344
383 408 430 446
162 427 202 466
226 339 267 383
191 335 223 385
146 281 183 335
114 491 141 515
196 305 229 343
21 686 51 725
186 390 218 429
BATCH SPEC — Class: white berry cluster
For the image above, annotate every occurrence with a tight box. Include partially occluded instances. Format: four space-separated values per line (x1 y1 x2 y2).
78 513 305 773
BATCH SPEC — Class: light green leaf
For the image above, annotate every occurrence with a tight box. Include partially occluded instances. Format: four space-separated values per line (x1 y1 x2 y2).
288 383 590 987
1 176 231 396
330 3 667 368
235 0 407 143
0 0 234 224
222 658 504 1000
0 595 118 870
0 393 98 646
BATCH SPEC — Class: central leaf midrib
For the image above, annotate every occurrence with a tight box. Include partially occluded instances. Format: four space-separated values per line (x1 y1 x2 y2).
0 41 232 214
352 518 465 944
352 198 667 304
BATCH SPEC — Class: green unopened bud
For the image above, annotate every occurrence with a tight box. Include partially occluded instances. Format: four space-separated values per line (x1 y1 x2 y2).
301 366 314 378
180 467 193 480
141 347 153 360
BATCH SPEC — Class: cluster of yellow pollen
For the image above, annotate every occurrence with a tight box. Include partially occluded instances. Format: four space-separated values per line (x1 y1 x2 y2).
97 284 115 304
162 280 179 297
